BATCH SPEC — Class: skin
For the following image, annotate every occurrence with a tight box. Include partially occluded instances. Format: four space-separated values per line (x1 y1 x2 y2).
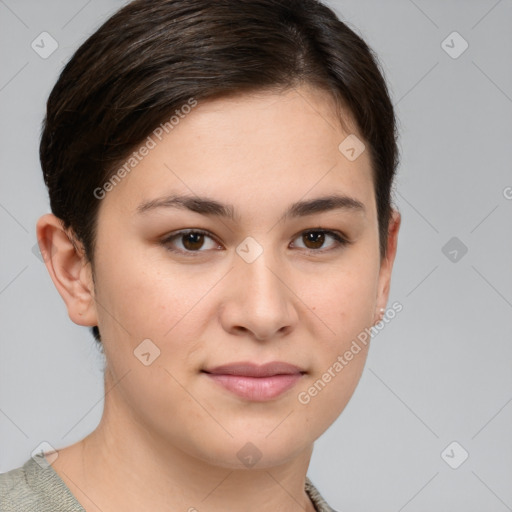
37 84 400 512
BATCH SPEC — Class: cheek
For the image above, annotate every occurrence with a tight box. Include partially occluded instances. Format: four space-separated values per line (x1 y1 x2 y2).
292 258 376 428
304 258 378 339
295 290 373 438
93 245 210 343
298 346 369 441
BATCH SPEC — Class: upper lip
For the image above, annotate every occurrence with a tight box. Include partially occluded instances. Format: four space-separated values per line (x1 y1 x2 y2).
203 361 305 377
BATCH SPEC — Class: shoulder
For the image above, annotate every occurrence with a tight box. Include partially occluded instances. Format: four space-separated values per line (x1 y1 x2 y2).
0 454 84 512
0 461 40 511
305 476 340 512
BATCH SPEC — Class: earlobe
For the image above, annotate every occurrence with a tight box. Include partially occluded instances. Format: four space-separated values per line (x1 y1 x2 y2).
36 213 98 327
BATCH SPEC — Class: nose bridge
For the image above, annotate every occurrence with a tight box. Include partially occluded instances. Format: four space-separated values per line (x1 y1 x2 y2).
236 235 284 304
223 235 296 339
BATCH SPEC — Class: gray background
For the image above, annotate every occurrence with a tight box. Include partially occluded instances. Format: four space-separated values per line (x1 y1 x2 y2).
1 0 511 510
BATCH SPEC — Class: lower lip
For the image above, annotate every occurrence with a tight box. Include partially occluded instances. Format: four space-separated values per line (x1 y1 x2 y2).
204 373 303 401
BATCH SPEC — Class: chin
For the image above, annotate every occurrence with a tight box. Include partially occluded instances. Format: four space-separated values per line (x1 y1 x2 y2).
194 432 311 470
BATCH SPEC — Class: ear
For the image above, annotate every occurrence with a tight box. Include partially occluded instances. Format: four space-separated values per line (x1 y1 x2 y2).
36 213 98 327
374 208 401 323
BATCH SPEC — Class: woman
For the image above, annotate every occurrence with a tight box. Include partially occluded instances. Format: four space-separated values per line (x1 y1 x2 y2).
0 0 400 510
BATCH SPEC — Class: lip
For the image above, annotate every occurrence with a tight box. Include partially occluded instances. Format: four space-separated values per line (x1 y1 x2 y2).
202 361 306 401
205 361 305 377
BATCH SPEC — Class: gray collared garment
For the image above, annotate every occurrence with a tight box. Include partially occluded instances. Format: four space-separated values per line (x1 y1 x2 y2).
1 453 338 511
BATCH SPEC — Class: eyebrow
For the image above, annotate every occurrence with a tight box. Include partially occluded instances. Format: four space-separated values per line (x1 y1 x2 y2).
136 193 365 222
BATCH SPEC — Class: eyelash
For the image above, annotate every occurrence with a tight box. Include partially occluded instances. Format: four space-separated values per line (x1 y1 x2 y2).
160 228 352 256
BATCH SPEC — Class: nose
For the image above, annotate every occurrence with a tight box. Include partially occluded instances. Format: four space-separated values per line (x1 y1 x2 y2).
219 246 299 341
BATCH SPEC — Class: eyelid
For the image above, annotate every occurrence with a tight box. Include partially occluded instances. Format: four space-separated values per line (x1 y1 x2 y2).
290 229 351 252
160 229 222 256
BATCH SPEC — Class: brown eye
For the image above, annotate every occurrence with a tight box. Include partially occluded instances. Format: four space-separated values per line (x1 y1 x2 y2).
161 229 221 255
292 229 349 253
302 231 326 250
181 232 205 251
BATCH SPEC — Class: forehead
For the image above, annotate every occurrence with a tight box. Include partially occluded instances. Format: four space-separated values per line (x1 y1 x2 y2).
98 86 375 220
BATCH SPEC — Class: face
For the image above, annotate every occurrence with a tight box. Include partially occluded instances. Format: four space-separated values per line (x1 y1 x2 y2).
49 85 399 469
